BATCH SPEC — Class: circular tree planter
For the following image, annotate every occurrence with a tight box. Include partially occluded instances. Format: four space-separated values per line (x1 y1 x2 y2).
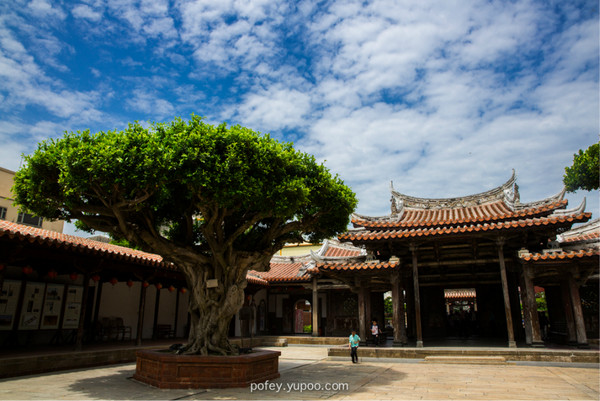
132 349 281 389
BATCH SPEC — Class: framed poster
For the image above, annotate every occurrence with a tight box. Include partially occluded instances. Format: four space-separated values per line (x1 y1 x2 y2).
40 284 64 329
19 282 46 330
0 280 22 331
62 286 83 329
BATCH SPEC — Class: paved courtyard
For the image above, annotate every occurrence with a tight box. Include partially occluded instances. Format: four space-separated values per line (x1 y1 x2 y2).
0 345 597 400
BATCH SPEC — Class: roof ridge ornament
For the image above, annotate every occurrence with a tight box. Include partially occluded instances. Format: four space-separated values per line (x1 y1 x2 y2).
390 170 518 209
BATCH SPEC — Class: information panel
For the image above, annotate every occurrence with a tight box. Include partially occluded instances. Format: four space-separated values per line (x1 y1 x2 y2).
0 280 22 331
62 286 83 329
40 284 64 329
19 282 46 330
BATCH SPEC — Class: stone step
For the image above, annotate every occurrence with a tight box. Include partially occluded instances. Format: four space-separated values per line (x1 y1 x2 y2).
424 356 507 365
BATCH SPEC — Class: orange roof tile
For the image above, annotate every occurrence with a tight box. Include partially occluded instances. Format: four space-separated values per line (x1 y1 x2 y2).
250 261 312 283
323 245 363 257
352 200 568 229
317 260 399 271
520 248 600 261
0 220 168 268
341 213 591 242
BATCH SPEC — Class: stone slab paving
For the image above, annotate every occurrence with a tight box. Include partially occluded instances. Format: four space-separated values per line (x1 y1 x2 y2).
0 345 597 400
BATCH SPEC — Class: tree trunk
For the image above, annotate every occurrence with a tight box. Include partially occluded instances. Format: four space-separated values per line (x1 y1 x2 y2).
171 254 256 356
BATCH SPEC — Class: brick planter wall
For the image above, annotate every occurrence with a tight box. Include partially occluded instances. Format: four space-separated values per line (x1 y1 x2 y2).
132 349 281 389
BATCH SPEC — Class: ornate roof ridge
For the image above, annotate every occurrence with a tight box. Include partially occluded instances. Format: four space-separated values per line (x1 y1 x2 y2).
551 197 585 217
557 214 598 243
390 170 518 212
316 238 367 257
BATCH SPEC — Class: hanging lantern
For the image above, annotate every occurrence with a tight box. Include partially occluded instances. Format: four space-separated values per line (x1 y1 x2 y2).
69 272 78 281
142 281 150 288
168 285 175 292
126 280 134 288
155 283 162 290
179 287 187 294
47 270 58 279
0 263 5 271
22 266 33 275
109 277 118 286
91 274 101 282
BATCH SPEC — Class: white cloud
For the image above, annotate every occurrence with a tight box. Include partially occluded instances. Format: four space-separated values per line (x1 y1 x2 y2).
72 4 103 21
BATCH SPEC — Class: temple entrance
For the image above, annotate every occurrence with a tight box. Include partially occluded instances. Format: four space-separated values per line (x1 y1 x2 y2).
444 288 477 338
294 299 312 334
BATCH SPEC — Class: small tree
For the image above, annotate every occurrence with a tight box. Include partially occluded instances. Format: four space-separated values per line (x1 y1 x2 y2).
563 143 599 192
13 115 357 355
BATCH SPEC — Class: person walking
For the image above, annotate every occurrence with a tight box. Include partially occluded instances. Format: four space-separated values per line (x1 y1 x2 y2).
349 329 361 363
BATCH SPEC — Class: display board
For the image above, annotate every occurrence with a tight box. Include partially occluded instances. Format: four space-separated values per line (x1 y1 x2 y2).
0 280 22 331
19 282 46 330
40 284 64 329
62 286 83 329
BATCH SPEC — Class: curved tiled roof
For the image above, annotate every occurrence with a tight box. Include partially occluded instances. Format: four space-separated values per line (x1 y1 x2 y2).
249 260 312 283
557 218 600 244
352 200 568 229
317 260 399 271
341 213 591 242
520 248 599 262
0 220 169 268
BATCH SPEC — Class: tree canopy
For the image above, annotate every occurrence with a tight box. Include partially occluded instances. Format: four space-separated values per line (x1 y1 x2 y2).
13 115 357 355
563 142 599 192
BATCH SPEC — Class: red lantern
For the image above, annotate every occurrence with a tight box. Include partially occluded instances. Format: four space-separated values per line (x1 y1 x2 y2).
109 277 118 286
180 288 187 294
91 274 101 282
142 281 150 288
155 283 162 290
0 264 5 271
126 280 134 288
22 266 33 275
47 270 58 279
69 272 78 281
168 285 175 292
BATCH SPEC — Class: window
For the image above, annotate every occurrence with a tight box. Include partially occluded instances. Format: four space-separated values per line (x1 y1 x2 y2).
0 207 6 220
17 212 43 227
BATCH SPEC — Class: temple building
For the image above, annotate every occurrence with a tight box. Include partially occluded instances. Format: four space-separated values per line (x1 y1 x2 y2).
0 171 597 351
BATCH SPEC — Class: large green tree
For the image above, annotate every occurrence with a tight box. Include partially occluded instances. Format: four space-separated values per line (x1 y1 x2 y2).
13 115 357 355
563 142 599 192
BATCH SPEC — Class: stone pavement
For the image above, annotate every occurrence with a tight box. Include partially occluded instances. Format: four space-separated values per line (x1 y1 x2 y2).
0 345 597 400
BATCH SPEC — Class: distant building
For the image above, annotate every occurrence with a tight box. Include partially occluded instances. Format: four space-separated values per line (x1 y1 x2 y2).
0 167 64 233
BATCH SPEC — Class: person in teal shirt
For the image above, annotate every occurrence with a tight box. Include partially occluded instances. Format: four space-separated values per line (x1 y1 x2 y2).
349 330 361 363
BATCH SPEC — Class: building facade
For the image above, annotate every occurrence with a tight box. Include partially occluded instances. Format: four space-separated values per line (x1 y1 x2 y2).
0 172 597 351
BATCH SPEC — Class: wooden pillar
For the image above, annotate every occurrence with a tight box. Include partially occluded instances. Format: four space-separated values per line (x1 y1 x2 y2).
390 271 407 346
136 283 147 346
92 280 103 330
522 265 543 346
152 286 161 340
560 281 577 344
312 277 319 336
405 277 415 338
497 238 516 348
519 272 533 345
357 279 370 345
567 273 589 347
75 273 90 351
410 245 423 348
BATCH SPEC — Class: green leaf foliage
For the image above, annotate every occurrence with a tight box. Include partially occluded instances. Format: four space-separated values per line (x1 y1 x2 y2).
563 142 599 192
13 115 357 257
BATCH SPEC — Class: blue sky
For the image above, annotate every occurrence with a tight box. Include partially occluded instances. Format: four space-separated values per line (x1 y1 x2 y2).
1 0 598 236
